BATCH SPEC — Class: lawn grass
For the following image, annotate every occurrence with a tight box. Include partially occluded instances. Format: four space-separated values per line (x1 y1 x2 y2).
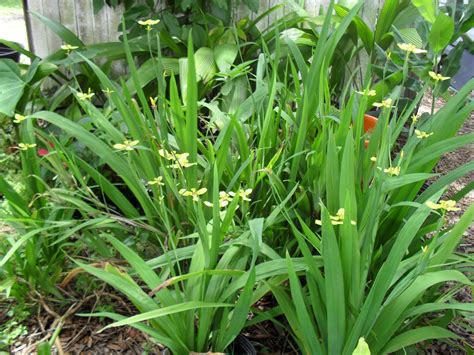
0 0 22 8
0 0 22 14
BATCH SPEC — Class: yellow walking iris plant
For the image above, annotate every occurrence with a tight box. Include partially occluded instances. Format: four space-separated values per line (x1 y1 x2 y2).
373 98 393 109
315 208 356 226
428 71 450 82
425 200 460 212
18 143 37 151
179 188 207 202
415 130 433 139
13 114 26 123
113 140 139 151
397 43 427 54
138 19 160 31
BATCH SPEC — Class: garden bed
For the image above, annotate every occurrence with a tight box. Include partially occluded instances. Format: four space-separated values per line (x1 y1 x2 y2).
1 1 473 354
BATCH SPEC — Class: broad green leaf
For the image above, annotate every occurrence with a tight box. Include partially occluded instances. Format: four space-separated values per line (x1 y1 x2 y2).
398 28 423 49
335 5 373 52
125 57 179 95
374 0 400 45
429 12 454 53
214 43 238 73
0 59 25 116
195 47 216 82
411 0 436 23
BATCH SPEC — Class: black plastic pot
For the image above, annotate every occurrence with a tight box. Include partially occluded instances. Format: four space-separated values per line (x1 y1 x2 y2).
0 43 20 62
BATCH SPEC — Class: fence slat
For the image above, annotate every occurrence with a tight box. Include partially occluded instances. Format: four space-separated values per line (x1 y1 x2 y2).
25 0 383 57
25 0 49 58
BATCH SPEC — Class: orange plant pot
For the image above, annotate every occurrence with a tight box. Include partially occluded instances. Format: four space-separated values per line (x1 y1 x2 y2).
363 113 378 147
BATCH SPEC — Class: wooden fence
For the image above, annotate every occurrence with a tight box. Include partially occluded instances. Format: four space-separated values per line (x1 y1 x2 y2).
23 0 383 58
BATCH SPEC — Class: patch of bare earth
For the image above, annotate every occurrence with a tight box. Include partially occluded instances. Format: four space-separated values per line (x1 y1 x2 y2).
9 290 164 354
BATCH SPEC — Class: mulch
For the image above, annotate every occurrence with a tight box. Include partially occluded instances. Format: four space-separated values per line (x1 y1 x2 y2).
9 291 164 354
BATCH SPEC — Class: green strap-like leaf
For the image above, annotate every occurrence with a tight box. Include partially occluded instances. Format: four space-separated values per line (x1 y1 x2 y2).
382 326 459 353
102 301 232 329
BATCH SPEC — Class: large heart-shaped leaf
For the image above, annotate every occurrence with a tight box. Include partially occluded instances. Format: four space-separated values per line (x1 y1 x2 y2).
0 59 26 116
214 43 238 74
412 0 436 23
429 12 454 53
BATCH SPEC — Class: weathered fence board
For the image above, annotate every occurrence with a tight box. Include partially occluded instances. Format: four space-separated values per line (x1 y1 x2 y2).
24 0 122 57
24 1 382 57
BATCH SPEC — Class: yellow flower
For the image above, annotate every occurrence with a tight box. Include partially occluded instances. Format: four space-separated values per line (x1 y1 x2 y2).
229 188 253 202
61 44 79 52
373 98 393 109
113 140 139 151
425 200 460 212
315 208 356 226
179 187 207 201
102 88 114 95
167 152 196 169
370 156 377 162
204 201 214 208
421 245 428 253
415 129 433 139
218 191 233 208
150 96 157 108
384 166 400 176
77 88 95 101
428 71 450 81
397 43 427 54
13 114 26 123
148 176 164 186
158 148 176 160
138 19 160 31
18 143 37 151
412 113 421 124
356 89 376 97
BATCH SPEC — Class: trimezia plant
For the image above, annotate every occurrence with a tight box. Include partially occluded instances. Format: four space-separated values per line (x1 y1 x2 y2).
1 3 362 351
261 21 474 351
73 201 307 353
1 1 472 354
